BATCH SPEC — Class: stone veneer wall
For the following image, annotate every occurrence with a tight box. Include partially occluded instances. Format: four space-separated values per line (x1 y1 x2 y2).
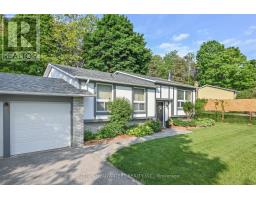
72 97 84 146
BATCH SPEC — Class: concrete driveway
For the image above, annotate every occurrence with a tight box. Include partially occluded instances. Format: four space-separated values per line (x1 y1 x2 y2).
0 129 189 185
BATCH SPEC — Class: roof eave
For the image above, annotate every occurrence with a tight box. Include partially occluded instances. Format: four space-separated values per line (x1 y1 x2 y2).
0 90 94 97
75 76 156 88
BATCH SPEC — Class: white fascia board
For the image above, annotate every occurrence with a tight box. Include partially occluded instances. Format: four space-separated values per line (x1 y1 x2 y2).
114 71 156 83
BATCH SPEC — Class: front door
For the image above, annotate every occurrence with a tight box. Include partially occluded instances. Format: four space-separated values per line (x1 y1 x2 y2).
156 102 164 126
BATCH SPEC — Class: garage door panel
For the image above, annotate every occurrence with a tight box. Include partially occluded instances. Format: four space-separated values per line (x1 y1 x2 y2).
10 101 71 155
0 102 3 157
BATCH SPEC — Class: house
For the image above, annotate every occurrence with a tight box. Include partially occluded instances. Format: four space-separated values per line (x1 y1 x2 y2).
197 84 237 100
44 64 196 131
0 72 92 158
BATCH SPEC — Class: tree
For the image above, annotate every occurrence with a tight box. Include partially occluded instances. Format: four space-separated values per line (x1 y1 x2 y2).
83 14 152 74
183 101 194 119
196 40 256 90
50 14 97 67
147 55 163 77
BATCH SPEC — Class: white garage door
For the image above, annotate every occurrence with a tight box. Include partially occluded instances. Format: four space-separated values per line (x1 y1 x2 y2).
10 101 71 155
0 102 3 157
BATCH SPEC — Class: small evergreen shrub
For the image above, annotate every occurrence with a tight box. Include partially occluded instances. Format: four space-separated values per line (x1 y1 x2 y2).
84 129 96 141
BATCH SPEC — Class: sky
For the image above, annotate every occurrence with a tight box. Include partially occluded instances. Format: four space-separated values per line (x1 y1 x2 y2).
126 15 256 60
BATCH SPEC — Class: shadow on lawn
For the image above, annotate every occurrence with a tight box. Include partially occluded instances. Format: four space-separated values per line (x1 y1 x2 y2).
108 134 228 185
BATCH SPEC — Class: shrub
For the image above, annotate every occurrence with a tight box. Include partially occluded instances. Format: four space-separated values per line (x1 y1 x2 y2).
97 123 124 139
183 102 194 119
144 119 162 132
170 117 215 127
195 118 215 127
84 129 96 141
194 99 207 118
109 98 132 128
170 118 196 127
127 124 154 137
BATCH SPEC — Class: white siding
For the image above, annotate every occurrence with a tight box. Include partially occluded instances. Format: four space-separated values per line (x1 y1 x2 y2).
96 115 109 120
177 109 185 116
133 113 146 118
164 101 169 121
193 90 196 103
0 102 3 157
147 89 156 117
88 83 95 94
156 85 161 98
161 86 169 99
168 101 172 118
48 68 79 88
116 86 132 103
84 97 94 120
169 87 174 99
84 83 95 120
173 87 177 115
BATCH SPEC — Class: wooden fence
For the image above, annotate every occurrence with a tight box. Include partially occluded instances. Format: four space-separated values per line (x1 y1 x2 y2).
204 99 256 121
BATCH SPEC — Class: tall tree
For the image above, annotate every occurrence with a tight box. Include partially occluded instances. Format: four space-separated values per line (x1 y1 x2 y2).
147 55 163 77
83 14 152 74
196 40 256 90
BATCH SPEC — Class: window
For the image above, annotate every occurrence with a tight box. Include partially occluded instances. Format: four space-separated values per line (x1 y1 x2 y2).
177 90 192 108
133 88 145 112
96 84 112 112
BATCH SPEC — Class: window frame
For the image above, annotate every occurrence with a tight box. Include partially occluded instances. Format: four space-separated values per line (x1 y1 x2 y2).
177 89 192 109
96 83 113 112
133 87 146 113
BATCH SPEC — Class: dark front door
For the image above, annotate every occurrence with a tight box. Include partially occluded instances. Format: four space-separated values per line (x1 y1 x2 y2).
156 102 164 125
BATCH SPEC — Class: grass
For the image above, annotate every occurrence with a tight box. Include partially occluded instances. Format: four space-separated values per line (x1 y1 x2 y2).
108 123 256 184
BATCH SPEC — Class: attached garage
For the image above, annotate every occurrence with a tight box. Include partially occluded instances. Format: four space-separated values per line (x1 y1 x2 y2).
0 72 93 158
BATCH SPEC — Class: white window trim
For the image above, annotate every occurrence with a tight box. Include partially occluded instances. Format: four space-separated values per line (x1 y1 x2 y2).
177 89 192 109
96 83 113 112
133 87 146 112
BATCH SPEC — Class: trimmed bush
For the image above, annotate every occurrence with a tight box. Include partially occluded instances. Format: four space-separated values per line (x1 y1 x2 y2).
170 117 215 127
144 119 162 132
127 124 154 137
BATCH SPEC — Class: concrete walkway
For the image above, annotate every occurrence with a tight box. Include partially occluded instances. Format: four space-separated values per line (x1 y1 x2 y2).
0 128 190 185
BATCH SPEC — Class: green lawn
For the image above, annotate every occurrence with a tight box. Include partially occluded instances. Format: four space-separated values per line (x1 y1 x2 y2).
108 123 256 184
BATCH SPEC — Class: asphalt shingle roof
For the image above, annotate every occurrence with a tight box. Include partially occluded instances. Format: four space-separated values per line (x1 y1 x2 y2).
115 72 196 89
0 72 91 96
50 64 156 88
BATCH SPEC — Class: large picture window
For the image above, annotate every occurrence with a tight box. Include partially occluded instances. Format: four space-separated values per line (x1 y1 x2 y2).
96 84 112 112
177 90 192 109
133 88 145 112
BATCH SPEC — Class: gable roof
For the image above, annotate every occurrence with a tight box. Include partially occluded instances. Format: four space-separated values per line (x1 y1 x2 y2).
0 72 93 97
199 84 237 93
47 64 156 88
115 71 196 89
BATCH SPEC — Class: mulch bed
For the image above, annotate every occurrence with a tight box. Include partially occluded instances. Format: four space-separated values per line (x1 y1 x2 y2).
84 134 136 146
171 125 199 131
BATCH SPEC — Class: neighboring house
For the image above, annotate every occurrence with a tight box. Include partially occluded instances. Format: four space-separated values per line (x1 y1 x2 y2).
44 64 196 131
197 84 237 100
0 72 92 158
